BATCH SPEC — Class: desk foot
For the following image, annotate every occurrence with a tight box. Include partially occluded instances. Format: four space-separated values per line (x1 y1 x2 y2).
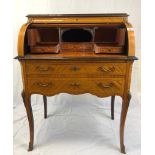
28 142 33 151
120 144 126 154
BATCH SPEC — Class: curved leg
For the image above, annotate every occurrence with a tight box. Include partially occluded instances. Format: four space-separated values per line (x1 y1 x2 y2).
22 91 34 151
111 96 115 120
120 92 131 154
43 95 47 119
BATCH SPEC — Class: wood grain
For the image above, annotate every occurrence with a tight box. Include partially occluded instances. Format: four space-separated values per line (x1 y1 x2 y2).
27 77 125 97
28 17 127 24
18 23 31 57
124 22 135 56
25 61 126 76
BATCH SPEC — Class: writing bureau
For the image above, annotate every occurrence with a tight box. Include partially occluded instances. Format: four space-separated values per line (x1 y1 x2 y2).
16 14 137 153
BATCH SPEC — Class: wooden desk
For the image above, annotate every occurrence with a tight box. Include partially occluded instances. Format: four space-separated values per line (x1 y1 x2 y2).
16 14 137 153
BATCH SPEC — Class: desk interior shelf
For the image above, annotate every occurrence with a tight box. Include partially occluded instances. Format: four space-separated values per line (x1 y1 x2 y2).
26 23 127 55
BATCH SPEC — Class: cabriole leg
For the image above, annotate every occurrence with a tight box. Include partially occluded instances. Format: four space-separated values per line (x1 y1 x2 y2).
120 92 131 154
43 95 47 119
22 91 34 151
111 96 115 120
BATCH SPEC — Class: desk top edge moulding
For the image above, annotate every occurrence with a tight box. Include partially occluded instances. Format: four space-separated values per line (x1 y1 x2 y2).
16 13 137 154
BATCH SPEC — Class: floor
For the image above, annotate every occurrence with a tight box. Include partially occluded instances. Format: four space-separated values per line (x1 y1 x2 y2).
13 93 141 155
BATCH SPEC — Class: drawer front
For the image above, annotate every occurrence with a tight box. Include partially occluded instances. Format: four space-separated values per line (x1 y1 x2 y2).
26 62 126 76
27 77 125 97
60 43 93 52
86 63 126 76
26 62 86 76
95 45 124 54
30 45 59 54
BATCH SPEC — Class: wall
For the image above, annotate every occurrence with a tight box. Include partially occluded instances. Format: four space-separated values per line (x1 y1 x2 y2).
13 0 141 106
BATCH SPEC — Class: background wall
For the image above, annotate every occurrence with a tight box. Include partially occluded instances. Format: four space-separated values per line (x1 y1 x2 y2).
13 0 141 106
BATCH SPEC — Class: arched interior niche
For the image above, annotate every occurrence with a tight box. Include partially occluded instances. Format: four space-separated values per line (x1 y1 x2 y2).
61 28 93 42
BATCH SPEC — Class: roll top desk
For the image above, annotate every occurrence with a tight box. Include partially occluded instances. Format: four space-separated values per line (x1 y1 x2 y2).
16 14 137 153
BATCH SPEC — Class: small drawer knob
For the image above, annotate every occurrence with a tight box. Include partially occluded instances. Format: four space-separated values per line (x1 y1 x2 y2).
108 49 112 52
70 66 80 71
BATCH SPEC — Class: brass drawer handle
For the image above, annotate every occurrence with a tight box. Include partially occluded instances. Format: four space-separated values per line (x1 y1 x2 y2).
97 82 113 89
70 82 80 87
70 66 80 71
98 66 115 72
36 66 51 71
37 82 51 87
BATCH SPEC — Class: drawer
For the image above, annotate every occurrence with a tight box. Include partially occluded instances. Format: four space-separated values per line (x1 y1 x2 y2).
94 44 124 54
86 63 126 76
27 77 125 97
26 62 126 76
60 43 93 52
29 44 59 54
26 62 86 76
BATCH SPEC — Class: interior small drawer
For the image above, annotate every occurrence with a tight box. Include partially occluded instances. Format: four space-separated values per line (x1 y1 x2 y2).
29 44 59 54
60 43 94 52
94 44 124 54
